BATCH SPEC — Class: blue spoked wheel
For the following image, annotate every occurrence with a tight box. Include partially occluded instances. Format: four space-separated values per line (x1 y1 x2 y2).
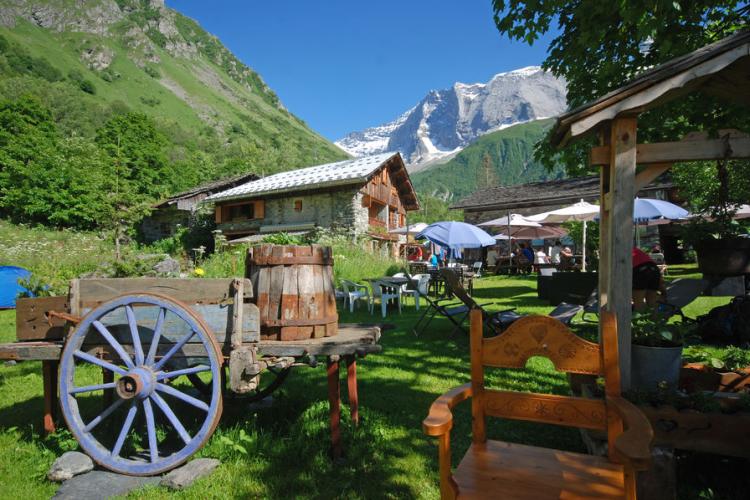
59 293 223 476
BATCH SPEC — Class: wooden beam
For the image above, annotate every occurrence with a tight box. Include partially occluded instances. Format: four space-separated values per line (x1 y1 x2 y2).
590 136 750 166
635 163 672 192
606 117 637 390
598 128 611 338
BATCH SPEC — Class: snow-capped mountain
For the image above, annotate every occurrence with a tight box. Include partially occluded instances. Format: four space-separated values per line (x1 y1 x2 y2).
336 66 567 166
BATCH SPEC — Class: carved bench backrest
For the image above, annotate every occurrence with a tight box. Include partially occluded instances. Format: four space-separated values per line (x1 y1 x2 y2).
469 308 621 442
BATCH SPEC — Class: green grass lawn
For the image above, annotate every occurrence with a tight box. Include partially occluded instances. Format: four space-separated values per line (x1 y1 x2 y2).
0 271 737 498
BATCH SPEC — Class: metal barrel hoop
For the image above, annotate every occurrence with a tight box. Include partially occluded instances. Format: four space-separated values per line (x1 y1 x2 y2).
58 293 223 476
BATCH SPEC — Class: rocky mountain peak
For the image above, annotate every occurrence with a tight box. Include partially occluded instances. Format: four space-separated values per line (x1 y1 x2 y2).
336 67 567 166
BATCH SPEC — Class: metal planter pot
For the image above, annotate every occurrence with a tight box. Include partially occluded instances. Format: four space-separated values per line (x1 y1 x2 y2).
696 238 750 276
632 344 683 391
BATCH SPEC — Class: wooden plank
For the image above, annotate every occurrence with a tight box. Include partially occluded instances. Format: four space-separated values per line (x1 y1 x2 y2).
296 255 314 340
483 391 607 430
312 264 326 339
75 278 252 309
598 128 611 335
267 246 285 324
0 324 379 362
321 255 338 337
607 117 637 390
80 302 260 343
589 136 750 166
279 265 299 340
470 308 486 444
16 296 69 341
231 278 244 349
634 163 671 192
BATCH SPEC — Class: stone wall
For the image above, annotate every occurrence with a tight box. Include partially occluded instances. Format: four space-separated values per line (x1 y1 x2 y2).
141 206 190 242
217 187 370 235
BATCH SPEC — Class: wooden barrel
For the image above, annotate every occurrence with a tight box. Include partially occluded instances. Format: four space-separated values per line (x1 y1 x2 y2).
246 244 338 341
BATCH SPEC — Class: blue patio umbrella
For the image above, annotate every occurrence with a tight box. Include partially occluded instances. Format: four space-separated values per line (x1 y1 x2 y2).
416 221 496 250
633 197 689 223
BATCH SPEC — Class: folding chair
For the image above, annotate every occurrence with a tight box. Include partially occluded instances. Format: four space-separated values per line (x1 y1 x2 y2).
491 302 583 332
408 271 471 336
440 269 503 335
582 279 708 323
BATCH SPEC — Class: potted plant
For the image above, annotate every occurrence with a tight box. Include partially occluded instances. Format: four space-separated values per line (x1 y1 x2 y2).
675 157 750 276
631 311 691 391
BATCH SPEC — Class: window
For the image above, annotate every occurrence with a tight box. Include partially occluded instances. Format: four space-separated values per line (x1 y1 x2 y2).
229 203 254 221
294 199 303 212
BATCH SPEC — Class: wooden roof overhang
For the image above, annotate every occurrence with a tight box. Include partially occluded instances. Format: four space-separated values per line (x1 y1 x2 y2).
548 29 750 390
368 152 421 211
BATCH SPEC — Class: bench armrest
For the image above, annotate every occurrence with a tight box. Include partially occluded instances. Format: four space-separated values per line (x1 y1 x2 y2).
423 383 472 436
607 395 653 470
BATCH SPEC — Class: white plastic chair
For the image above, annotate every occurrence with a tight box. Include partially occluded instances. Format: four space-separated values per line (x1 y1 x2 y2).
369 279 402 318
393 272 428 310
472 261 483 277
341 279 370 313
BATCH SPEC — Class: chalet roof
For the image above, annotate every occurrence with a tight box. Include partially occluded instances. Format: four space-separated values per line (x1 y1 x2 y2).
551 29 750 147
155 172 259 208
451 176 672 212
206 152 420 210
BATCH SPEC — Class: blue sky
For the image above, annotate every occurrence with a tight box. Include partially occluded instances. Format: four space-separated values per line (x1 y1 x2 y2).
166 1 558 141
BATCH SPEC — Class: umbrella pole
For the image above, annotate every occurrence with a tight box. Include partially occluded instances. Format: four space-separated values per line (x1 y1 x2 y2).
582 220 587 272
507 210 512 267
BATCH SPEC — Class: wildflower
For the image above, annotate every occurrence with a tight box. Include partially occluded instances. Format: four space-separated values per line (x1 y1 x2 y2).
194 267 205 277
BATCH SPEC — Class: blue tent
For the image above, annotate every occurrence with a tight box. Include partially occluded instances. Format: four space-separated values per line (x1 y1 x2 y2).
0 266 32 309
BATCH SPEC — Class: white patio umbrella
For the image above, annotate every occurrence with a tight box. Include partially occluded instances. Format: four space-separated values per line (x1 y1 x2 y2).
527 199 599 271
388 222 428 235
493 225 568 240
479 214 542 266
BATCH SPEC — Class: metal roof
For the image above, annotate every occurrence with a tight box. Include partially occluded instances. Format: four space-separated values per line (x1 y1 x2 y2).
206 152 400 202
451 175 673 212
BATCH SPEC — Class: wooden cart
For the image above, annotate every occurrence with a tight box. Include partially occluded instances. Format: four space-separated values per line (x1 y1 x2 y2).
1 277 380 476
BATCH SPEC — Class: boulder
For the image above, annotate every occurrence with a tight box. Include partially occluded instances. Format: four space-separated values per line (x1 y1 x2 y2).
47 451 94 482
153 257 180 275
54 471 159 499
160 458 220 490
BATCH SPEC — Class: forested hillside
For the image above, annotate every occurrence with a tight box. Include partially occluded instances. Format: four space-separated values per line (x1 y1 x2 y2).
411 119 565 203
0 0 347 230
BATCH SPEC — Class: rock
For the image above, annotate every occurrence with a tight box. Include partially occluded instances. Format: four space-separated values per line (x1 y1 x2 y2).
4 360 16 366
54 471 159 500
160 458 220 490
153 257 180 275
47 451 94 482
80 45 115 71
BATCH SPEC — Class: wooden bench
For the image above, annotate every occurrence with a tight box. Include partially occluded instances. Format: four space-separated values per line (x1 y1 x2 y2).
423 309 653 499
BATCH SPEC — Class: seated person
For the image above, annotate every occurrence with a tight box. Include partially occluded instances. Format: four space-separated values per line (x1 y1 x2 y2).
558 247 574 269
550 240 563 264
428 252 438 268
520 243 535 263
535 247 550 264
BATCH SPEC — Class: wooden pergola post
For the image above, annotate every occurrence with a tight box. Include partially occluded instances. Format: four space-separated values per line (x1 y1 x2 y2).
601 117 638 389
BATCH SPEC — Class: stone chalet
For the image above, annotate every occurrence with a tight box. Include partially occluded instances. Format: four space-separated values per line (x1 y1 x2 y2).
205 152 420 244
142 172 259 242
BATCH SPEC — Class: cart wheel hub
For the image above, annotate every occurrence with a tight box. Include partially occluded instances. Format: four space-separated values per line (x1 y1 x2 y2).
116 367 154 400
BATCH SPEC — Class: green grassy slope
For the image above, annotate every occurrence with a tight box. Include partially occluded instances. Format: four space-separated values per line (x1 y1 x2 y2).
412 119 565 202
0 1 346 182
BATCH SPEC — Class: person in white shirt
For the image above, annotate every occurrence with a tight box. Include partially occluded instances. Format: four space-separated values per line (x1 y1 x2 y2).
535 248 549 264
550 240 562 264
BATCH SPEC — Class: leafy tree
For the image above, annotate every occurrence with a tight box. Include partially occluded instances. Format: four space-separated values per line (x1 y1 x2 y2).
492 1 750 174
409 195 463 224
0 96 112 228
96 112 173 199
